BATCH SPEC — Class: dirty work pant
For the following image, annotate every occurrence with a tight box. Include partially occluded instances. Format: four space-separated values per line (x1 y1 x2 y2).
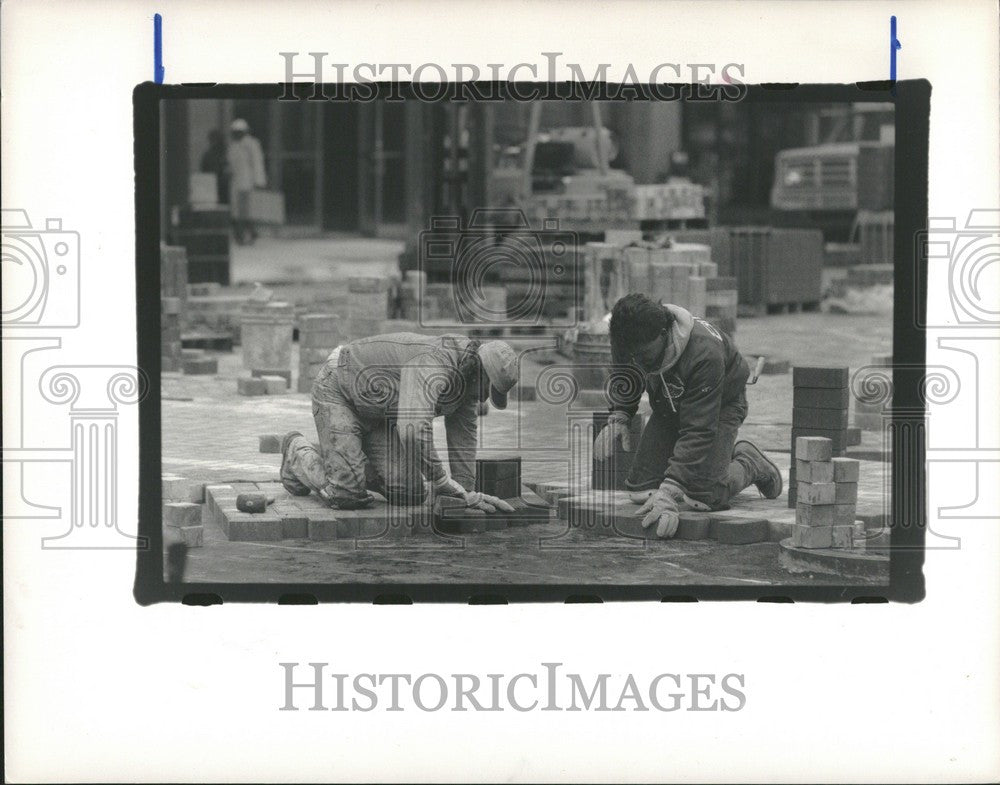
623 393 752 511
284 361 427 507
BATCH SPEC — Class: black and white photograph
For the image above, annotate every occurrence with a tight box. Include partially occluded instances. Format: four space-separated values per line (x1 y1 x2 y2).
151 87 908 595
5 1 1000 782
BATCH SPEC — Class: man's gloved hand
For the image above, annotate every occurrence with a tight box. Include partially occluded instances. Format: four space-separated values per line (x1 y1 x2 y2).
593 411 632 461
433 476 515 514
636 480 685 538
463 490 515 514
433 476 467 499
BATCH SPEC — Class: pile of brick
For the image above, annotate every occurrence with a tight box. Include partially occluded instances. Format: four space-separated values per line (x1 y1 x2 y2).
854 352 893 430
581 240 735 333
632 181 706 221
161 244 188 311
526 176 636 224
296 313 344 393
396 270 425 321
184 285 250 347
181 348 218 375
790 436 865 550
789 366 850 507
238 375 291 396
164 500 205 547
346 277 391 338
161 297 183 372
525 179 705 225
705 277 738 337
240 299 294 396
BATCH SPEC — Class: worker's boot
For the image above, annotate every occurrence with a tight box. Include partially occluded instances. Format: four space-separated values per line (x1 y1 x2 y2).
733 440 783 500
280 431 314 497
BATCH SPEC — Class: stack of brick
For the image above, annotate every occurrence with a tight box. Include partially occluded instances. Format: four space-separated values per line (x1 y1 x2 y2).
423 283 454 321
238 376 288 396
164 501 204 547
161 297 183 372
492 236 579 322
181 348 218 375
616 242 713 318
854 352 893 430
346 277 391 339
789 366 850 508
457 285 507 324
582 243 626 323
705 276 738 337
296 313 345 394
241 300 294 388
185 287 251 344
397 270 426 321
632 181 706 221
161 244 188 315
790 436 863 549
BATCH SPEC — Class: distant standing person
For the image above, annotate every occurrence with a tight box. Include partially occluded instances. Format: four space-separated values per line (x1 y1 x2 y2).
199 129 230 205
227 118 267 245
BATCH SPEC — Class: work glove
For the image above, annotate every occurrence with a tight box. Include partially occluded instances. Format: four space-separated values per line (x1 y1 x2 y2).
462 490 516 514
433 476 515 514
593 411 632 461
636 480 685 538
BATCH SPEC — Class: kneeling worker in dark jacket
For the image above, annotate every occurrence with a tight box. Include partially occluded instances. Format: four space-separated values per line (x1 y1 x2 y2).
594 293 782 538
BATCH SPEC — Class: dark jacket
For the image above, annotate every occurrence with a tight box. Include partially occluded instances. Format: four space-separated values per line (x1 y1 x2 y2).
610 305 749 493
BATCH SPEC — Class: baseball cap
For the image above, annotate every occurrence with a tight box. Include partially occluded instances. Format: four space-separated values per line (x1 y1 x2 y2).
230 118 250 133
477 341 518 410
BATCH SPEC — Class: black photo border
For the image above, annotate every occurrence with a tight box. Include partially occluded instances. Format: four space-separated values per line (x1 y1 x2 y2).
134 80 929 604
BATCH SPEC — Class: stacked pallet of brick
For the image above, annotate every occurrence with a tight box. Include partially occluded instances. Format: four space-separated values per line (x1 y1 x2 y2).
581 243 625 323
632 181 706 221
790 436 864 549
161 244 188 314
854 352 893 430
296 313 346 394
669 227 823 312
705 276 738 337
184 285 250 345
580 240 723 325
494 236 580 322
346 277 391 339
161 297 183 372
855 210 894 264
527 175 635 225
241 300 293 373
397 270 425 321
620 242 714 318
789 366 850 508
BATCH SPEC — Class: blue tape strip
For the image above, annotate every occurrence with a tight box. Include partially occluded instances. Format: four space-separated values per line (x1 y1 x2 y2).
154 13 164 84
890 16 901 85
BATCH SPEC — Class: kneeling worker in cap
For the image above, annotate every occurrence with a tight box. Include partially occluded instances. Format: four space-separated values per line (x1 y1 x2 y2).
594 293 782 538
281 332 518 513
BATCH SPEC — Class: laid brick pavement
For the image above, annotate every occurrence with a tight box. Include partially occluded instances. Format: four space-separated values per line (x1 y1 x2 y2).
162 312 891 585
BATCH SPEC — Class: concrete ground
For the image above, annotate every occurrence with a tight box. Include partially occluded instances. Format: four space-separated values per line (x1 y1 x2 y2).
163 307 892 588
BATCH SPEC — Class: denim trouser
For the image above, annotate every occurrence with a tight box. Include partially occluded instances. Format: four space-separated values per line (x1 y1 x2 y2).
285 355 427 507
623 393 752 510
